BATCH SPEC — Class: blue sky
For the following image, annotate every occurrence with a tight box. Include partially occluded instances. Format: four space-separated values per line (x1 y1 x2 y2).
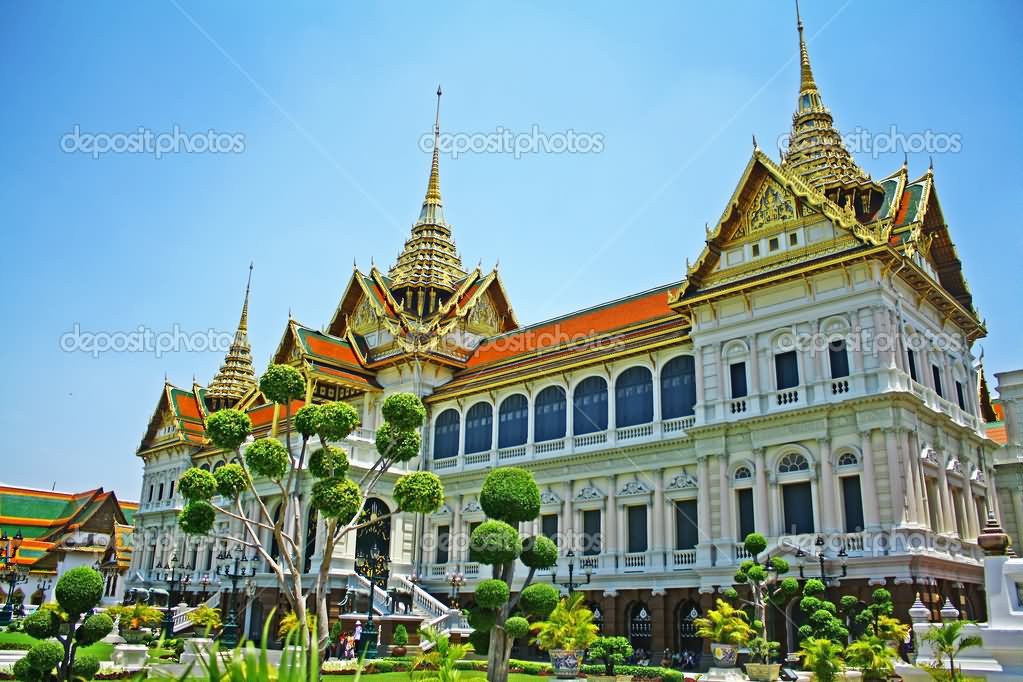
1 1 1020 500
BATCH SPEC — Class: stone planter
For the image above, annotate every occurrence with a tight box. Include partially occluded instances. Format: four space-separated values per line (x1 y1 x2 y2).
390 645 407 657
548 649 582 679
711 642 739 667
121 629 147 645
181 637 214 666
112 644 149 670
745 662 782 681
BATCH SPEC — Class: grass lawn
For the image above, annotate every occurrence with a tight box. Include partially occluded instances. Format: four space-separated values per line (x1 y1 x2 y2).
323 675 545 681
0 631 114 660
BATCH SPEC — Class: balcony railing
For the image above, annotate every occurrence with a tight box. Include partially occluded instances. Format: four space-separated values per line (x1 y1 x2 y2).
623 552 647 571
617 423 653 441
671 549 697 568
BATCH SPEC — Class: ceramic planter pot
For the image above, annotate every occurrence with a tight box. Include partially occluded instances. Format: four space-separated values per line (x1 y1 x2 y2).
745 662 782 681
391 645 407 657
549 649 582 679
711 642 739 667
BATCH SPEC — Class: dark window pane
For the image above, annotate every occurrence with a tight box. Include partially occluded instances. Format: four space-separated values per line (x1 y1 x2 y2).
464 402 493 454
582 510 601 556
907 350 918 382
498 394 529 448
627 505 648 553
534 386 567 442
661 356 697 419
782 482 814 534
841 476 864 532
435 525 450 564
573 376 608 435
932 365 944 398
775 351 799 390
433 409 460 459
616 367 654 427
955 381 966 410
730 362 748 398
541 514 559 546
674 500 699 550
737 488 755 540
828 340 850 379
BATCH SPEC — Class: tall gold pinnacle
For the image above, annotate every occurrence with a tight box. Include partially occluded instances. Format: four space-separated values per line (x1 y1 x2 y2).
423 85 443 209
796 0 817 94
207 264 257 409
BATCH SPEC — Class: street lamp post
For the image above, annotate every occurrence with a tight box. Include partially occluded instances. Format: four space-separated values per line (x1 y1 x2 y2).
444 565 466 609
550 549 592 594
217 547 256 649
197 573 213 603
0 531 27 626
354 546 390 659
795 535 848 585
156 553 193 639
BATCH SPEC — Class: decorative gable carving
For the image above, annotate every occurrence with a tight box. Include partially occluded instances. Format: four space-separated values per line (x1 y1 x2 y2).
618 480 652 497
540 490 562 506
741 179 796 237
574 485 605 501
666 473 698 490
463 499 483 514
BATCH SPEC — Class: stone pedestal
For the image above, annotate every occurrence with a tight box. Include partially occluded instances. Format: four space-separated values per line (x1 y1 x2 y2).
180 637 214 666
112 644 149 670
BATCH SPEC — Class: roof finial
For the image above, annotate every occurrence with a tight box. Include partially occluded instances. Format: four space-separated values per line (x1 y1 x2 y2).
164 371 168 383
903 151 908 168
795 0 818 95
752 134 759 150
423 85 443 211
239 261 253 332
928 155 934 174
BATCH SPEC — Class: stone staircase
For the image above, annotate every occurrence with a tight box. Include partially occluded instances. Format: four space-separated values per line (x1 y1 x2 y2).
170 591 221 635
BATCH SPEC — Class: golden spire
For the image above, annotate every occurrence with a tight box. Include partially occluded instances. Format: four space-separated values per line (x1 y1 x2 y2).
207 264 257 409
781 0 870 192
388 86 467 294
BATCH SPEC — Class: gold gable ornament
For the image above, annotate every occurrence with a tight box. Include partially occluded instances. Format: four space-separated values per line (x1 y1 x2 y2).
746 179 796 234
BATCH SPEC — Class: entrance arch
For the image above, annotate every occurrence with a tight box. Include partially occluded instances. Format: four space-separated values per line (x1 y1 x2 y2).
627 602 653 654
674 599 702 656
355 498 392 560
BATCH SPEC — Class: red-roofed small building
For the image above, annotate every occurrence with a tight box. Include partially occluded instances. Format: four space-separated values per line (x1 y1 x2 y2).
991 370 1023 550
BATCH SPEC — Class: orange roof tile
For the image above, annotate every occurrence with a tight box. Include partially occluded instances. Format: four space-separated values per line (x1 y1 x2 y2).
986 424 1007 446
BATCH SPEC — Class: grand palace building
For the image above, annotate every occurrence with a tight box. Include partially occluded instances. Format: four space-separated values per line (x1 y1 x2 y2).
125 13 1007 654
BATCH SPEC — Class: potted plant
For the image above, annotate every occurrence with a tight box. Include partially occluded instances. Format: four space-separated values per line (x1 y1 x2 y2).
694 598 754 668
745 636 782 681
799 637 845 682
392 623 410 657
185 603 222 636
587 636 634 682
920 619 983 682
108 602 163 643
532 592 599 679
844 636 897 681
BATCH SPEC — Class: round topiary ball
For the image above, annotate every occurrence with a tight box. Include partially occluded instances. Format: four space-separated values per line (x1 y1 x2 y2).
294 404 321 439
800 596 823 614
206 409 252 452
179 500 217 535
244 438 291 479
72 653 101 680
521 535 558 570
23 608 59 640
779 577 800 596
214 463 249 499
178 467 218 501
519 583 560 618
743 532 768 556
315 401 361 442
259 364 305 405
13 657 39 682
469 520 521 565
480 468 541 525
771 556 790 574
381 393 426 431
722 587 739 599
393 472 444 514
468 629 490 655
504 616 530 639
76 612 114 646
746 564 767 582
375 423 422 462
466 607 497 632
55 566 103 616
309 446 350 479
311 477 361 522
26 639 64 673
803 578 826 596
475 579 511 610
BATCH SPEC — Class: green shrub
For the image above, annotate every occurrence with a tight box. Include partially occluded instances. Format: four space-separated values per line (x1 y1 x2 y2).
310 477 361 521
55 566 104 617
519 582 559 617
469 519 520 564
309 445 350 479
504 616 530 639
23 608 59 639
374 422 421 462
72 653 101 680
76 612 114 645
25 639 64 672
475 579 511 609
294 404 321 438
205 409 252 451
521 535 558 569
479 468 541 523
213 462 249 498
178 467 218 500
179 500 217 535
380 393 427 431
392 471 444 513
314 401 360 441
244 437 290 479
392 623 408 646
466 607 497 632
259 364 305 405
467 629 490 655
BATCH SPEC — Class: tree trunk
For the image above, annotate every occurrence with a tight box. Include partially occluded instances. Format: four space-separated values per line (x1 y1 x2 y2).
488 628 512 682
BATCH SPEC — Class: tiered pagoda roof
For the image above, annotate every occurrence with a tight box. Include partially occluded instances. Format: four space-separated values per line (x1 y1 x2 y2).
206 264 257 410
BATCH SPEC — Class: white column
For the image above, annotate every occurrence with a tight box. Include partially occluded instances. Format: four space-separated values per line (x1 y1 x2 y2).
884 428 907 527
936 454 955 533
491 402 500 451
748 337 761 397
965 491 981 540
818 438 837 533
451 496 463 563
606 373 617 437
694 348 706 422
859 430 880 530
753 448 770 536
718 455 733 542
652 469 665 553
696 456 712 564
604 478 617 558
909 432 928 525
562 491 574 552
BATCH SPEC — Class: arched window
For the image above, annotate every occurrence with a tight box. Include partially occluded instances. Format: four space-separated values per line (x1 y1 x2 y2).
573 376 608 435
615 367 654 427
734 466 753 481
837 452 859 467
778 453 809 473
199 463 211 472
498 395 528 448
464 402 493 454
433 409 460 459
661 356 697 419
534 386 567 442
628 602 653 652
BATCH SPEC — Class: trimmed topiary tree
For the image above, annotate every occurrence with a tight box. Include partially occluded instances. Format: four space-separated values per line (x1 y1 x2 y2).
468 466 559 682
19 566 112 681
797 579 848 644
730 532 799 643
589 636 634 676
170 366 444 659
